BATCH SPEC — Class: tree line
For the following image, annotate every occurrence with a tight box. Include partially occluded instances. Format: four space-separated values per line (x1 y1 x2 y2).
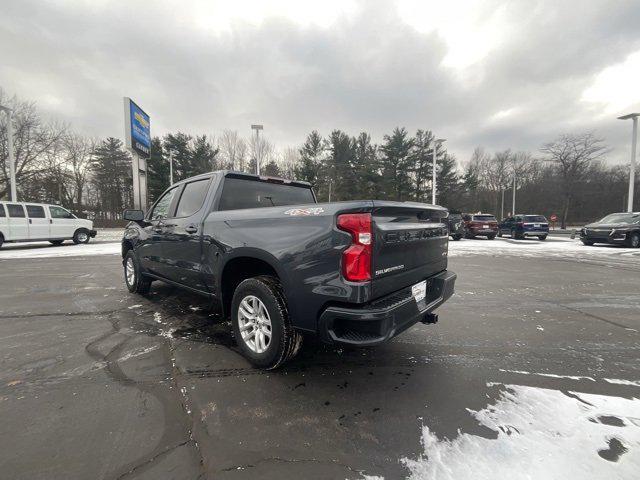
1 89 637 227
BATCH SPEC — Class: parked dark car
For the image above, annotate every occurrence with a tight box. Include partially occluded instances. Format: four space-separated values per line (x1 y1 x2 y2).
498 215 549 240
462 213 498 239
447 212 465 240
121 171 456 368
579 212 640 247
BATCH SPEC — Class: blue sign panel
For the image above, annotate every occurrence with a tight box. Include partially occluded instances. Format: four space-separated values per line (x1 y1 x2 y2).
128 100 150 157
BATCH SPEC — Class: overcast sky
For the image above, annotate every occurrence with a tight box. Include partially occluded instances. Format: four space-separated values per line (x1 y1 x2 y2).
2 0 640 164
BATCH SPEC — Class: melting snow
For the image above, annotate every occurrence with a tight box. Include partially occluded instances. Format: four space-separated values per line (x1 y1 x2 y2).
604 378 640 387
402 384 640 480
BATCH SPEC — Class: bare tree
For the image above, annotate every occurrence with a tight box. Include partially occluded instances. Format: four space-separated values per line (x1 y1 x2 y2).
249 134 275 174
218 130 247 170
541 133 608 228
279 147 300 179
64 133 95 211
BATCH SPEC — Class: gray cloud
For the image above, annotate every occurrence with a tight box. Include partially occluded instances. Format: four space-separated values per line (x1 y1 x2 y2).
1 0 640 165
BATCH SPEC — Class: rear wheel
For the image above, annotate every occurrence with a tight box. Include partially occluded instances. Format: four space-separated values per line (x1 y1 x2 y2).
452 235 462 241
231 275 302 370
538 235 547 241
626 232 640 248
124 250 152 294
49 240 64 246
73 229 90 244
0 234 3 249
581 239 594 246
487 234 496 240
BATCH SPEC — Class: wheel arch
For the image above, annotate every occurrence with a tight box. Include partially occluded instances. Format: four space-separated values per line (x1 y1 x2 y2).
219 251 289 319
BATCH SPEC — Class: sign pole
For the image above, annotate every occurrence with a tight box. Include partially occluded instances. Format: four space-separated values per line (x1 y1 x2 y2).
123 97 151 210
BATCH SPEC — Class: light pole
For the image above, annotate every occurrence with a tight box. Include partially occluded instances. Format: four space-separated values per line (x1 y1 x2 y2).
251 124 264 175
0 105 17 201
512 170 516 215
618 113 639 212
168 150 174 185
432 138 445 205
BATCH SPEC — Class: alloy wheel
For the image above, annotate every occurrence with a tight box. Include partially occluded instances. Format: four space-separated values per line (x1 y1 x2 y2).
237 295 272 354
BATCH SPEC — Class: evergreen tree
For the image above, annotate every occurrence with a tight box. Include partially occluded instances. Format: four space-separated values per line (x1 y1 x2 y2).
262 159 282 177
380 127 414 201
295 131 324 188
91 137 132 219
191 135 220 174
163 133 193 181
410 130 434 202
147 137 169 203
325 130 356 201
436 153 461 208
353 132 380 199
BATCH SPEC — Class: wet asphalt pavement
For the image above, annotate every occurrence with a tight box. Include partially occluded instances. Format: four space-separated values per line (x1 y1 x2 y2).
0 243 639 479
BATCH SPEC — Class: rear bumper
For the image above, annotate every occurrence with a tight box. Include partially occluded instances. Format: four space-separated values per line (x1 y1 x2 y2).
522 230 548 236
318 270 456 346
89 229 97 238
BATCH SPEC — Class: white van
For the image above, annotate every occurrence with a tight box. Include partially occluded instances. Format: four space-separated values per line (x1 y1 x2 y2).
0 202 96 248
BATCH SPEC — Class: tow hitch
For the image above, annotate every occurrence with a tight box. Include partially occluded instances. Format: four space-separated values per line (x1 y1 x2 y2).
422 313 438 325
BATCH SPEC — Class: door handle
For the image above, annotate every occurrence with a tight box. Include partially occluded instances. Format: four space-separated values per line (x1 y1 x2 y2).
185 225 198 234
29 219 32 224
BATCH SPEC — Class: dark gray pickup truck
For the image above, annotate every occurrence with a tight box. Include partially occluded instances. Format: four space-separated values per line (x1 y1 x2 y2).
122 171 456 368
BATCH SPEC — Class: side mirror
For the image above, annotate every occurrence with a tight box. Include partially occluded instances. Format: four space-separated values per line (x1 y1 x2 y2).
123 209 145 222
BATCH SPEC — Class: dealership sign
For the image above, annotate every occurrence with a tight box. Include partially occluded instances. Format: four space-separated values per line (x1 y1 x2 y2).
123 97 151 157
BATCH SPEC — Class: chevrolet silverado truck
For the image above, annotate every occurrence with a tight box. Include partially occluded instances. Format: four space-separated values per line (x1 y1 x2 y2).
121 171 456 369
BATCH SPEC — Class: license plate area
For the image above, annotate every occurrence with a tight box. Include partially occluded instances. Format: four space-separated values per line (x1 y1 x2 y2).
412 280 427 304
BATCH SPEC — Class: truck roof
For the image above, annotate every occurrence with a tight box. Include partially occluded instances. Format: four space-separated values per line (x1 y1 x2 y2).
173 170 312 189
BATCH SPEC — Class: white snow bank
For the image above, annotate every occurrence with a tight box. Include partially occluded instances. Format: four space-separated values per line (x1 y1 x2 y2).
402 384 640 480
0 242 120 259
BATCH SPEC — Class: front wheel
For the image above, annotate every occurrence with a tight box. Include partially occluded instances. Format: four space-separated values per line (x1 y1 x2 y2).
49 240 64 246
538 235 547 241
581 240 594 246
73 229 91 244
232 276 302 369
626 232 640 248
124 250 152 294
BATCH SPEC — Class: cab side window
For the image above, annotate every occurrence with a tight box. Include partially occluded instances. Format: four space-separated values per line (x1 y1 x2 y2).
175 179 209 218
26 205 46 218
7 204 25 218
50 206 74 219
150 186 179 220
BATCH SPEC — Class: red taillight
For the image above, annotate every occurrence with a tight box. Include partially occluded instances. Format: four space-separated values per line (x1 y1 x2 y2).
337 213 372 282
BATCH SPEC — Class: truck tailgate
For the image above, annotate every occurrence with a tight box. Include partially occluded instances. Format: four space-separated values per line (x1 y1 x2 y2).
371 202 449 299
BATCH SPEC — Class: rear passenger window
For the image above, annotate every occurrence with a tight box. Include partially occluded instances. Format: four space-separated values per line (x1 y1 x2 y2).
26 205 46 218
0 204 5 217
175 179 209 217
7 204 25 218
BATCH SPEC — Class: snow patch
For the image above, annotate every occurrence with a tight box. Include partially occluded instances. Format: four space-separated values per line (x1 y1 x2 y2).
0 242 120 259
499 369 595 382
604 378 640 388
402 384 640 479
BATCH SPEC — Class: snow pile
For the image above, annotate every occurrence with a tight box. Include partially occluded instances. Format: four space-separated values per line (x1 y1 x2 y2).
449 236 640 262
403 384 640 480
0 242 120 259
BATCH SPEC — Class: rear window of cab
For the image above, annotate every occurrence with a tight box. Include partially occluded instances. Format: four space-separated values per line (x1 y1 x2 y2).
473 215 496 221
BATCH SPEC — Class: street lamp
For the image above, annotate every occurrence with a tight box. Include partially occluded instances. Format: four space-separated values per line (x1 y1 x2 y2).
0 105 17 201
432 138 446 204
251 124 264 175
618 112 639 212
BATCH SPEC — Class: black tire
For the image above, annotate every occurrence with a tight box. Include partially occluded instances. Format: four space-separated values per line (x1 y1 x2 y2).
497 230 503 238
49 240 64 245
231 275 302 370
452 235 462 241
124 250 152 295
538 235 547 241
487 234 496 240
72 229 91 244
581 240 594 246
626 232 640 248
0 233 3 249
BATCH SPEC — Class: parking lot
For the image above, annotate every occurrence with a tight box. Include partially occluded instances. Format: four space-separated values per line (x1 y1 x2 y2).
1 234 639 479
